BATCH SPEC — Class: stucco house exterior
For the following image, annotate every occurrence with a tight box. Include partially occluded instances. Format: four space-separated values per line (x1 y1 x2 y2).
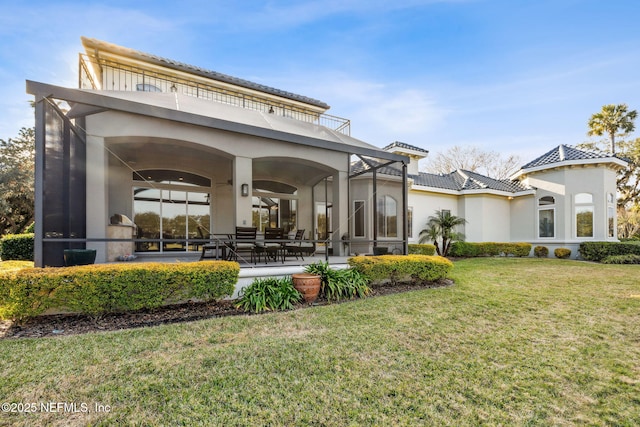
26 38 625 267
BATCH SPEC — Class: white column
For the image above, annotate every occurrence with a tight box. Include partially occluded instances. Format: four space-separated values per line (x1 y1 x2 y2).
85 134 108 263
233 156 253 227
332 170 349 256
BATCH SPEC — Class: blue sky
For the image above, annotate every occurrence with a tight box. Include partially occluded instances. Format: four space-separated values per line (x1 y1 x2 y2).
1 0 639 161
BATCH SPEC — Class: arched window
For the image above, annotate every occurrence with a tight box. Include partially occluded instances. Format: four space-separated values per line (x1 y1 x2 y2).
538 196 555 238
377 195 397 238
575 193 594 238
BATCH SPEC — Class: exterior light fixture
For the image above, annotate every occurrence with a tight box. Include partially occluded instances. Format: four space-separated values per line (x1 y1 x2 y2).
170 84 177 92
268 106 274 114
241 183 249 197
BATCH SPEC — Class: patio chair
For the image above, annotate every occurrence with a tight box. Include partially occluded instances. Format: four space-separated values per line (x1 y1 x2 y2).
284 229 315 261
255 227 284 263
198 226 232 260
228 226 257 264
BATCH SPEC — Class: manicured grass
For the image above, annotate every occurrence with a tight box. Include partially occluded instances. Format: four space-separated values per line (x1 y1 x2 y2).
1 258 639 426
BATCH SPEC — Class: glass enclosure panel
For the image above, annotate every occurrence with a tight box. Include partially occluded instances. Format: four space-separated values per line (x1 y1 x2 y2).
252 196 297 233
134 188 210 252
576 206 594 237
162 191 187 251
539 209 554 238
134 188 161 252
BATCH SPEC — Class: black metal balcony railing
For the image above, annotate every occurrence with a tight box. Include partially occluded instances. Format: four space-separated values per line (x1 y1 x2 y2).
79 54 350 135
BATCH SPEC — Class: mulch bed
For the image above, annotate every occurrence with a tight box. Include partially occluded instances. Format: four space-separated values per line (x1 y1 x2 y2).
0 279 453 339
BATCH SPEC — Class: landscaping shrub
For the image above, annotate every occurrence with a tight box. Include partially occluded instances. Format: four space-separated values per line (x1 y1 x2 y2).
554 248 571 259
0 261 239 321
0 233 34 261
601 254 640 264
304 261 370 301
236 277 301 312
579 241 640 262
348 255 453 285
408 244 436 255
534 246 549 258
449 242 531 258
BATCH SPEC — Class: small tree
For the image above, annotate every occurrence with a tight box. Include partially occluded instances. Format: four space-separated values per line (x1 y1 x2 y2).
0 127 35 236
419 210 466 256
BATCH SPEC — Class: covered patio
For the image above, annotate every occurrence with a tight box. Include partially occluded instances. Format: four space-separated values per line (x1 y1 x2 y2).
27 80 409 268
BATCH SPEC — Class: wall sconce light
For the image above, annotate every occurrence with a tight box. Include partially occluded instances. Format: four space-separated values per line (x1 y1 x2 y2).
170 84 177 92
268 106 274 114
241 183 249 197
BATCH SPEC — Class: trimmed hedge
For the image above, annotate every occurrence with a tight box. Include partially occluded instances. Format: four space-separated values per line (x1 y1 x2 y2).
449 242 532 258
0 233 34 261
554 248 571 259
348 255 453 285
0 261 239 321
408 244 437 256
601 254 640 264
579 241 640 262
534 246 549 258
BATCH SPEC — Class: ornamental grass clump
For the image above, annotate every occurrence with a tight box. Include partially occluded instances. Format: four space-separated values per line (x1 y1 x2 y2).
236 277 301 312
304 261 370 302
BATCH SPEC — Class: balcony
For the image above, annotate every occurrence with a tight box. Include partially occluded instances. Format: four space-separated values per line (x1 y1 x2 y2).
79 54 350 135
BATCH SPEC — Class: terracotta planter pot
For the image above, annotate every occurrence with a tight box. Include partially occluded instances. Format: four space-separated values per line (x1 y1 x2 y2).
292 273 322 304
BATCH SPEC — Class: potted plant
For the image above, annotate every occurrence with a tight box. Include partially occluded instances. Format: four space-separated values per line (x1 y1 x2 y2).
291 273 321 303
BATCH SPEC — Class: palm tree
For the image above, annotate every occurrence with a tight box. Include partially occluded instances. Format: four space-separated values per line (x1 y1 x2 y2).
588 104 638 154
419 210 466 257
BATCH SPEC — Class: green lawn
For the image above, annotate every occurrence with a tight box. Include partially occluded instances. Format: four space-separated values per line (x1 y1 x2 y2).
1 258 639 426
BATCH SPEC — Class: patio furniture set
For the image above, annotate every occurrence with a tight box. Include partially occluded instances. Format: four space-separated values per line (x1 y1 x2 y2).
199 227 316 264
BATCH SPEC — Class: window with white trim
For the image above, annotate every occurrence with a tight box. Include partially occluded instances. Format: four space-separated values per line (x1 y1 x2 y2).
607 193 615 238
538 196 555 238
354 200 365 238
575 193 594 238
377 195 397 238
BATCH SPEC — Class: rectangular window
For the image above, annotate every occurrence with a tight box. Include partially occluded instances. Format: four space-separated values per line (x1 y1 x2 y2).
576 206 594 238
539 209 554 238
354 200 365 238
